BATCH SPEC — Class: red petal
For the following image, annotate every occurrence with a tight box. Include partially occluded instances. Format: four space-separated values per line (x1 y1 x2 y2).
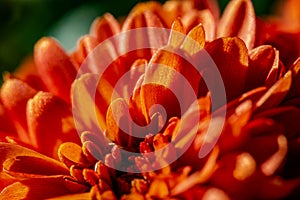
13 56 47 91
204 37 249 101
245 45 280 91
217 0 256 49
285 58 300 101
34 37 77 103
27 92 80 158
0 99 16 135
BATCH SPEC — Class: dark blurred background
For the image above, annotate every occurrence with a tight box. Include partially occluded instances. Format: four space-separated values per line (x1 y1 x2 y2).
0 0 276 85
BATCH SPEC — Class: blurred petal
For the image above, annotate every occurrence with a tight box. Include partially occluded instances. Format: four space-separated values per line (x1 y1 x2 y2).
255 71 292 112
181 9 216 41
90 13 120 43
217 0 256 49
34 37 77 103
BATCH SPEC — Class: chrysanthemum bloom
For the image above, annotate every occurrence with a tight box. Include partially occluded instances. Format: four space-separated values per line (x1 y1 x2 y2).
0 0 300 199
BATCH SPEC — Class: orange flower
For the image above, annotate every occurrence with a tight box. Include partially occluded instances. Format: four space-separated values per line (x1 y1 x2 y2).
0 0 300 199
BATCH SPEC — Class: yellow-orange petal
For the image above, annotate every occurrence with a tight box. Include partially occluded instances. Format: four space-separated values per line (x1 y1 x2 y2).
204 37 248 101
34 37 77 103
181 24 205 55
58 142 91 168
168 18 186 48
46 192 91 200
26 92 80 158
90 13 120 43
0 78 37 143
217 0 256 49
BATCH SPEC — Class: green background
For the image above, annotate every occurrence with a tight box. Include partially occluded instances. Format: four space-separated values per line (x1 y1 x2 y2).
0 0 276 85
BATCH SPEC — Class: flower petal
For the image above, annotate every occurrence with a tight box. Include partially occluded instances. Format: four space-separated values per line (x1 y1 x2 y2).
58 142 91 168
34 37 77 103
181 9 215 41
181 24 205 55
254 71 292 113
217 0 256 49
0 78 37 143
285 58 300 101
204 37 249 101
0 143 68 178
27 92 80 158
168 18 186 48
71 35 99 67
90 13 120 43
245 45 281 91
0 177 88 200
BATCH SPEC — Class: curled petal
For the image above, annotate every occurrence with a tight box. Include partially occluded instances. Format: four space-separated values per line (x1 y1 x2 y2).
34 37 77 103
0 143 68 178
217 0 256 49
27 92 80 158
0 177 88 200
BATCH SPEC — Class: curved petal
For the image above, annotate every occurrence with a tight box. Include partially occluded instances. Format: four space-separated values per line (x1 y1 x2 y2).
245 45 280 91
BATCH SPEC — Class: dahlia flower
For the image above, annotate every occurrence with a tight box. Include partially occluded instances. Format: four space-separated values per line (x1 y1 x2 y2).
0 0 300 199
